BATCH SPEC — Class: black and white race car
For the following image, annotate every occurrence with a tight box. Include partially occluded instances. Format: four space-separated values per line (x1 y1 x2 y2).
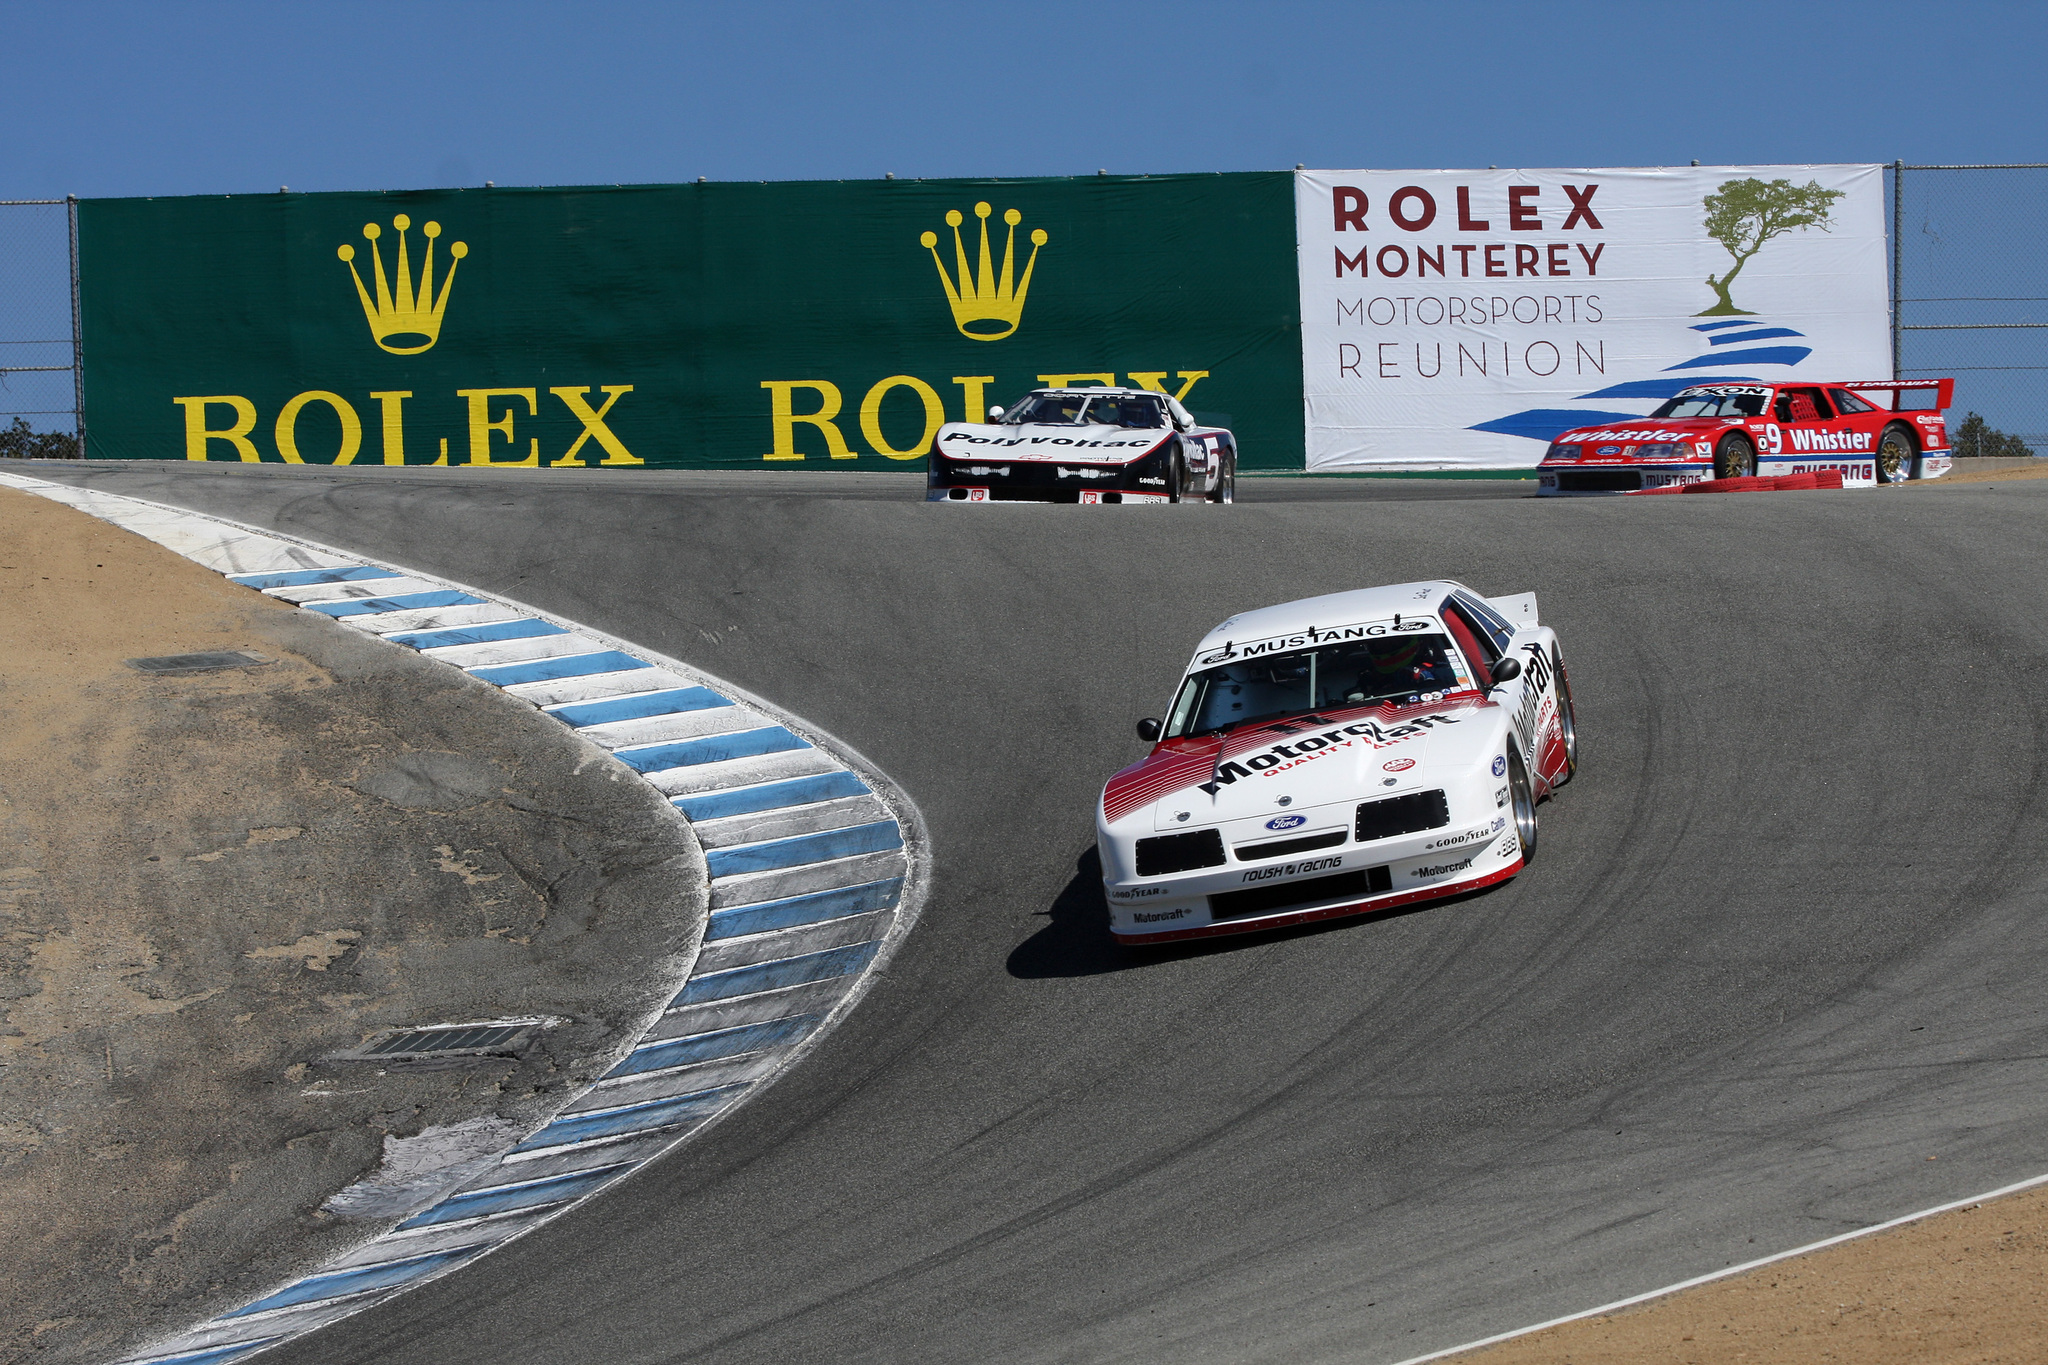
1096 581 1576 945
926 386 1237 504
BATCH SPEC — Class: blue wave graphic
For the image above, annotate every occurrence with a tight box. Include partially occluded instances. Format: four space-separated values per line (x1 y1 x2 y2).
1471 316 1819 442
1666 346 1812 371
1707 327 1805 346
1467 409 1644 441
1575 377 1759 400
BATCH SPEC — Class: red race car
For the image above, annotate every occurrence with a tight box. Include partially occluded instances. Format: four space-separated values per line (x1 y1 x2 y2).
1536 378 1955 496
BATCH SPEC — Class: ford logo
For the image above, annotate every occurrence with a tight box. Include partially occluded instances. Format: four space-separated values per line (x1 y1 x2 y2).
1383 758 1415 772
1265 814 1307 831
1596 445 1620 456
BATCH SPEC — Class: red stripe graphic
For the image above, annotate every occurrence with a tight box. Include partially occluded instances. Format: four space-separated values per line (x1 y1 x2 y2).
1099 692 1489 825
1101 742 1220 824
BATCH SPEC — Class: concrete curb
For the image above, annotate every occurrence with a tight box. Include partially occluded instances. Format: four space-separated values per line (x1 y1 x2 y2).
0 471 929 1365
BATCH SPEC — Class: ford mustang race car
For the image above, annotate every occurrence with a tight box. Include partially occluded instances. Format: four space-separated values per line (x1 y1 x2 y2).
927 386 1237 504
1536 378 1956 495
1096 581 1575 946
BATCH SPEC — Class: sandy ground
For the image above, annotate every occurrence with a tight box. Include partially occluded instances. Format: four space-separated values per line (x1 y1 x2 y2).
1915 460 2048 486
1458 1183 2048 1363
0 487 704 1364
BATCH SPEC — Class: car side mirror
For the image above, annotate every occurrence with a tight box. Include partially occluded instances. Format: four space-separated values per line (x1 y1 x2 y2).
1489 656 1523 685
1136 718 1162 742
988 405 1004 420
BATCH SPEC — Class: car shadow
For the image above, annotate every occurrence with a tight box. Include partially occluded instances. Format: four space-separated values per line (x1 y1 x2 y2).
1006 844 1481 979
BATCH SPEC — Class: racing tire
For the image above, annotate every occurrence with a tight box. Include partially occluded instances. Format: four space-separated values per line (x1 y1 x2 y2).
1506 747 1538 866
1164 444 1184 503
1210 452 1236 504
1876 423 1918 484
1551 648 1577 787
1714 432 1757 480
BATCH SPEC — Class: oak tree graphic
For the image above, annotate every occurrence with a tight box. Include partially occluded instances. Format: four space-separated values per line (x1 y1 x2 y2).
1699 177 1845 316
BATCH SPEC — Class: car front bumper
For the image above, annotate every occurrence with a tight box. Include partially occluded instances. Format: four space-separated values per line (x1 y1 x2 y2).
928 446 1178 503
927 486 1171 504
1536 461 1710 496
1104 809 1520 945
1108 849 1522 944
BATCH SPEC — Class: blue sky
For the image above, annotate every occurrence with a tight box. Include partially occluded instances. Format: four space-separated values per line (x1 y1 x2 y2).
4 1 2042 438
4 0 2044 198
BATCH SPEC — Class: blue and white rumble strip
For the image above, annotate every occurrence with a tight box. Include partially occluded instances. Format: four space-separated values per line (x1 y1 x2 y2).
0 472 926 1365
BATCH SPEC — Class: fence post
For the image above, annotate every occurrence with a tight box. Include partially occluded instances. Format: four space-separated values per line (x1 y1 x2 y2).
1890 160 1903 382
67 194 84 458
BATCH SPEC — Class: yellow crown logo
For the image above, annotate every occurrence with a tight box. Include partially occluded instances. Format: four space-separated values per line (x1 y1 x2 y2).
920 202 1047 341
337 215 468 355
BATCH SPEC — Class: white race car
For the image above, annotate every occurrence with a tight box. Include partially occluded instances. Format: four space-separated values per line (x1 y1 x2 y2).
927 386 1237 504
1096 581 1576 945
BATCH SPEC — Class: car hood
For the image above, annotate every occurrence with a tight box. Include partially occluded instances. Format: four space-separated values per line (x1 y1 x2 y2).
1546 417 1741 457
1101 694 1497 833
934 422 1171 466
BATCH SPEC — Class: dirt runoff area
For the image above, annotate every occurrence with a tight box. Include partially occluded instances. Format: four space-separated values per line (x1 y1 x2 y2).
1456 1184 2048 1363
1913 459 2048 486
0 486 704 1365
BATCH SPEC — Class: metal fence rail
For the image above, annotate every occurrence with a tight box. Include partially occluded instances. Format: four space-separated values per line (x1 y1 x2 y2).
0 196 81 457
1891 162 2047 455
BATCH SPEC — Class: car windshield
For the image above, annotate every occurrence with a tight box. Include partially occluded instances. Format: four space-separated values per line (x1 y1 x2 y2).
1164 633 1465 739
1001 393 1088 424
1650 390 1769 418
999 393 1165 427
1082 394 1167 428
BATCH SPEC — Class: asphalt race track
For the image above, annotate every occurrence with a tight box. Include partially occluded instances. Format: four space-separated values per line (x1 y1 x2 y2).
35 463 2048 1364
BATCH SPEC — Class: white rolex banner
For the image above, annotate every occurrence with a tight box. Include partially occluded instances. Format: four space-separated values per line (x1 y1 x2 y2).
1295 164 1889 470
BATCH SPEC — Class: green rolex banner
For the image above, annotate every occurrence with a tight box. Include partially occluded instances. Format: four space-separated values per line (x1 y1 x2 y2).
77 173 1304 470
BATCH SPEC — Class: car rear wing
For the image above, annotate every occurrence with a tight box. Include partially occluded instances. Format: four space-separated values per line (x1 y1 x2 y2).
1839 378 1955 412
1485 592 1538 628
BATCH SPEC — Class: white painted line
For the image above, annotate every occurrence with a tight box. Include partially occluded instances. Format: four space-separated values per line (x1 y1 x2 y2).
574 706 757 751
641 748 841 796
691 795 889 848
352 603 527 634
263 576 446 603
584 1049 784 1096
418 632 604 667
517 669 694 706
707 849 906 906
1382 1170 2048 1365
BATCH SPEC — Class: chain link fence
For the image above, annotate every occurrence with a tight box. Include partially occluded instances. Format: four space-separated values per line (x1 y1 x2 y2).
1891 162 2047 457
0 197 82 458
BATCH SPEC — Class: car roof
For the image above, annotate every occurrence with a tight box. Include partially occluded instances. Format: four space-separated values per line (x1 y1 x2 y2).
1190 581 1472 665
1674 380 1887 393
1026 387 1160 398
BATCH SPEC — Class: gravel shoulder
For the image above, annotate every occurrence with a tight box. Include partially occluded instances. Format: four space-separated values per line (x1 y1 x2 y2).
1913 459 2048 485
1458 1182 2048 1364
0 486 705 1365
